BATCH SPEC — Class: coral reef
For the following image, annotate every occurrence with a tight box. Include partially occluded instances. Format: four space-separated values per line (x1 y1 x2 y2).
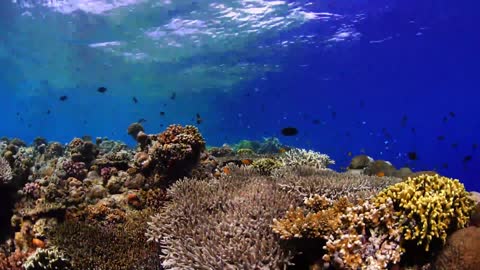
134 124 205 185
433 226 480 270
23 247 71 270
0 125 477 270
146 168 296 269
252 157 283 175
374 174 475 252
278 148 335 170
50 211 162 270
0 157 12 185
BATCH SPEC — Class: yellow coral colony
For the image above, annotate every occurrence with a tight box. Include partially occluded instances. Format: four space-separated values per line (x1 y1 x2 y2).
373 174 475 251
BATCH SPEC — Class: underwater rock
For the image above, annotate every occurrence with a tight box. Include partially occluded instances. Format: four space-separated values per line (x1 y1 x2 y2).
394 167 413 178
364 160 396 177
208 144 234 157
348 155 373 170
134 124 205 186
45 142 64 159
105 176 122 194
127 122 144 141
257 137 286 154
86 185 107 202
66 138 98 164
124 173 145 190
434 226 480 270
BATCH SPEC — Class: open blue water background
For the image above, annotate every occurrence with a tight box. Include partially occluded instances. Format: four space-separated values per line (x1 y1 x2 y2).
0 0 479 190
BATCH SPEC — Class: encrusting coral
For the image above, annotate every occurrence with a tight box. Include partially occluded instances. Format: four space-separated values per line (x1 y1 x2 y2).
134 124 206 186
373 173 475 252
272 194 403 270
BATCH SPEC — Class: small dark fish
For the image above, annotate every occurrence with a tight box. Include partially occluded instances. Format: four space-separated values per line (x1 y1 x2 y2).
97 87 107 93
59 95 68 101
312 119 321 125
196 113 203 124
442 163 449 169
442 116 448 123
132 97 138 104
449 111 455 117
451 143 458 149
160 124 164 127
407 151 417 160
401 115 408 127
463 155 472 163
138 118 147 123
345 131 351 137
281 127 298 136
473 143 478 150
411 127 416 134
16 112 20 116
170 92 176 100
160 111 165 116
437 135 445 141
331 111 337 119
46 109 51 114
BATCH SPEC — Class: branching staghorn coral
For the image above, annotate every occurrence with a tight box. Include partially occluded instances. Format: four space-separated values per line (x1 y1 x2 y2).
278 148 334 170
0 157 12 184
146 170 296 269
275 169 400 202
23 247 71 270
373 173 475 252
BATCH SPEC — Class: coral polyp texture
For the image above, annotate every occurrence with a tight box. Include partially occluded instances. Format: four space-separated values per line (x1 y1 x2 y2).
134 124 206 185
0 157 12 184
279 148 335 169
373 173 475 252
146 167 296 269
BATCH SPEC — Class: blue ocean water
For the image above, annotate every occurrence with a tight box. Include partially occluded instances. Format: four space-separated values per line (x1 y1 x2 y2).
0 0 478 190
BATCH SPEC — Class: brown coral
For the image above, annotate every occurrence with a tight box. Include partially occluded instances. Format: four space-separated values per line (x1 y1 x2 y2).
433 226 480 270
50 210 161 270
134 125 206 186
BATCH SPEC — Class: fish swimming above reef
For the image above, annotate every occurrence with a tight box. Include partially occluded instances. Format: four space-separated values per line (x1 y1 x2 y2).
97 86 107 93
59 95 68 101
281 127 298 136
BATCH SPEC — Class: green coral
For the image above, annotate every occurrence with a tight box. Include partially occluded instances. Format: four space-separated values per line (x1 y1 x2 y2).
23 247 71 270
252 158 283 175
374 173 475 251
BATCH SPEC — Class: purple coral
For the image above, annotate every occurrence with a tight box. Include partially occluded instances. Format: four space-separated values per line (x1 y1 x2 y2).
63 160 87 180
22 182 40 199
100 167 116 181
0 156 13 184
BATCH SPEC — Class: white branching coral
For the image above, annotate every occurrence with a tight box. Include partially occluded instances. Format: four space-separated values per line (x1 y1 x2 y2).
279 148 335 170
0 156 12 184
23 247 71 270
